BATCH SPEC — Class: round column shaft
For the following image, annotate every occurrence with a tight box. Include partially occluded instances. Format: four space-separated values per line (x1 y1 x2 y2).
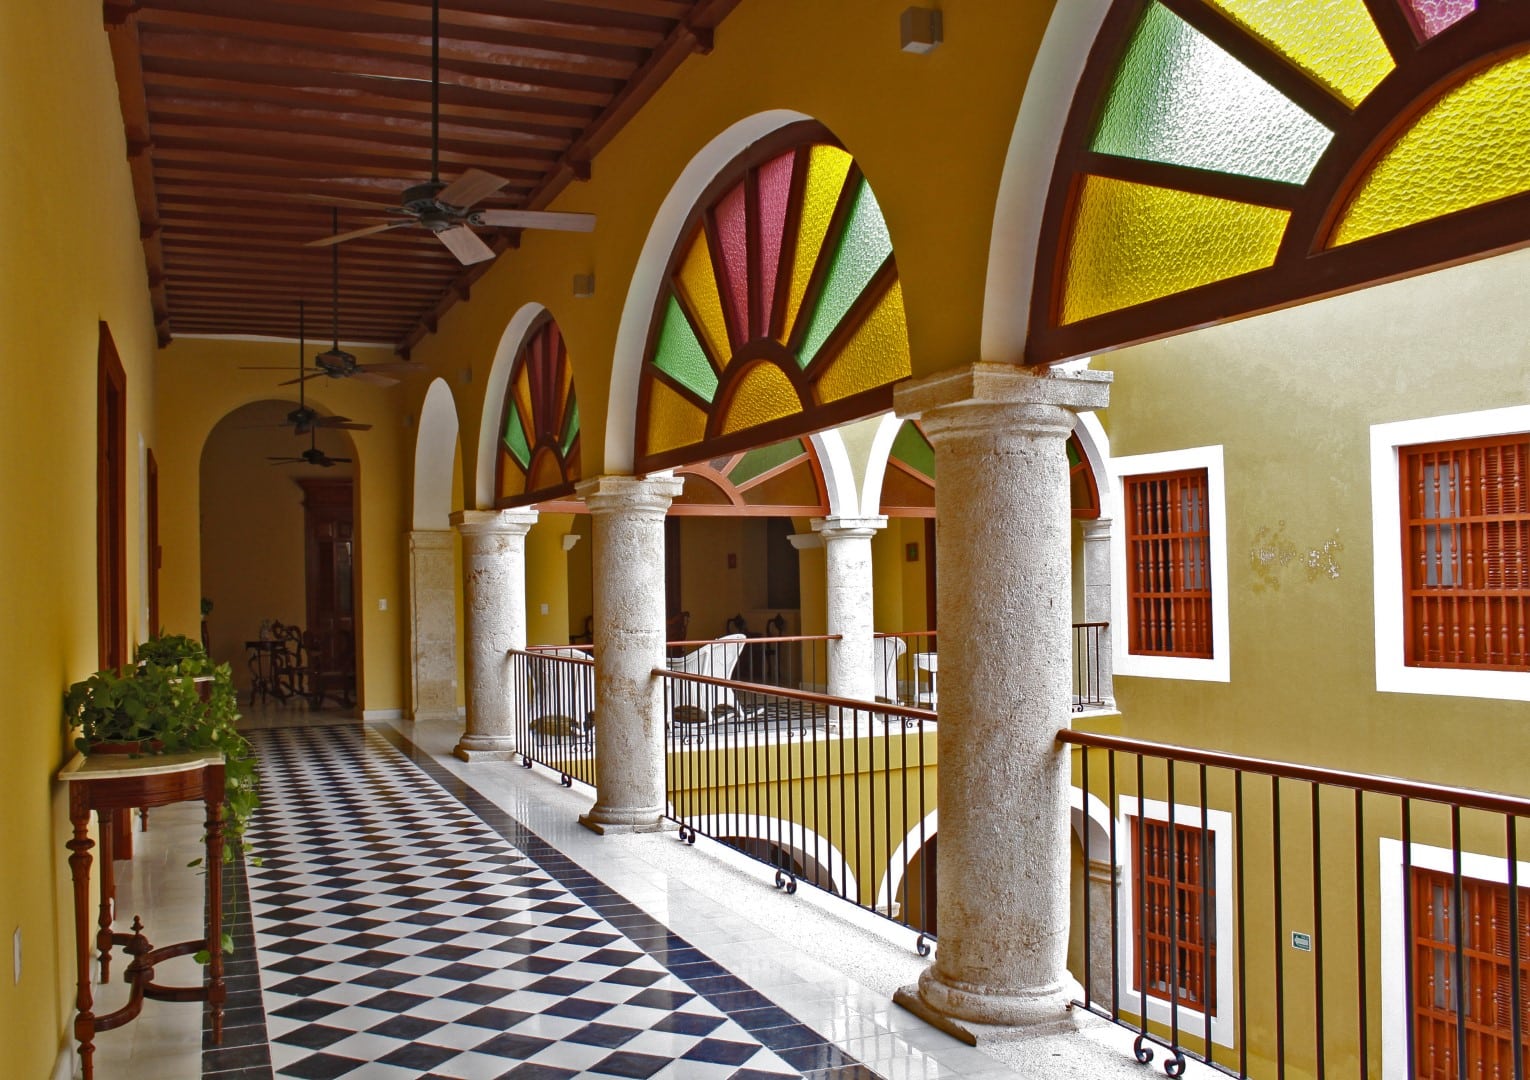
813 515 886 712
892 363 1111 1034
407 529 458 723
577 474 684 834
450 509 537 761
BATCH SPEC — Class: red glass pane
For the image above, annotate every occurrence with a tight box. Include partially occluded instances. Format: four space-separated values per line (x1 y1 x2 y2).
714 181 750 348
1402 0 1476 40
756 150 794 339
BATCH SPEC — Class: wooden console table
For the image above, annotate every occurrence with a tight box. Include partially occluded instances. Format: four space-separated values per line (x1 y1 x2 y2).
58 750 226 1080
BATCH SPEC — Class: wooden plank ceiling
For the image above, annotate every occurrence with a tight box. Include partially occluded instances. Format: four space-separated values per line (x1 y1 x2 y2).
104 0 738 351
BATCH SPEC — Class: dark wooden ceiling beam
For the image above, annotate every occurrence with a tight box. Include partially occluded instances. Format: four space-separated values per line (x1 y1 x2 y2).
149 124 559 176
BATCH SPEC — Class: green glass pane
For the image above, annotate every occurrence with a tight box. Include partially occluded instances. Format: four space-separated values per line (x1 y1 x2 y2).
891 421 935 480
798 179 893 369
652 294 719 403
1067 438 1081 468
502 402 531 469
1091 2 1333 184
561 398 580 455
732 439 805 485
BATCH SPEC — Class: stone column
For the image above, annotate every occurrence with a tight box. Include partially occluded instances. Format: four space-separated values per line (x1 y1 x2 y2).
407 530 458 722
812 515 886 708
577 474 685 834
450 508 537 761
891 363 1111 1037
1081 516 1115 709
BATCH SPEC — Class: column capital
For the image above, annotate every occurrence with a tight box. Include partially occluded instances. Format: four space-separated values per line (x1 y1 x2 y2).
576 473 685 517
450 507 538 537
1081 515 1114 542
787 532 824 551
811 514 888 540
894 363 1111 438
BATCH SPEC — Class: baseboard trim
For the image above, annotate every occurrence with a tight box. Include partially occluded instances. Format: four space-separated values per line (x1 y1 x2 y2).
53 1038 75 1080
361 708 404 721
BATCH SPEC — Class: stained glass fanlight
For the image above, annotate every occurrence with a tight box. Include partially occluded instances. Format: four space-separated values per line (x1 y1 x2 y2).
878 422 1100 518
637 126 911 472
670 438 830 516
1031 0 1530 364
496 315 580 505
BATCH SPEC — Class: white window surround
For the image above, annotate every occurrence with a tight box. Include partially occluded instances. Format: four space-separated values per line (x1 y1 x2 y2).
1370 405 1530 702
1109 445 1230 682
1378 838 1530 1080
1115 797 1236 1049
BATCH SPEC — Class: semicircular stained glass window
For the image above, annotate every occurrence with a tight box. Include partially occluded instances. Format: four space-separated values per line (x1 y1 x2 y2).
1032 0 1530 364
878 422 1100 518
496 315 581 506
637 132 912 472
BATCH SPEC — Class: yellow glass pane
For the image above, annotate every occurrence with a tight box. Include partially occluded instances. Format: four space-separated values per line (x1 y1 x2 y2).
1205 0 1392 107
499 452 526 499
513 365 534 438
814 279 910 404
1063 175 1289 323
644 377 708 456
528 448 563 492
1332 51 1530 246
675 229 733 367
782 145 853 344
720 362 803 435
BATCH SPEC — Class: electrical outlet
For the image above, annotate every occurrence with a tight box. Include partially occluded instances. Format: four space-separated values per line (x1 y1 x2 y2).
378 598 388 611
13 926 20 984
539 603 549 615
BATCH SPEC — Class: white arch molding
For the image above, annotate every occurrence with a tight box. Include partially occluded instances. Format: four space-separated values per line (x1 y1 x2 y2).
607 109 814 475
807 428 859 518
475 303 548 509
980 0 1111 364
660 807 859 900
414 378 461 530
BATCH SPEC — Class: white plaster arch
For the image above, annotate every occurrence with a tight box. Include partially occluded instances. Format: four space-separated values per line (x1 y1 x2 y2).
1072 409 1113 505
980 0 1112 364
475 303 548 509
874 808 939 918
1070 784 1114 864
607 109 813 474
856 413 906 519
413 378 461 530
807 428 859 518
665 809 858 900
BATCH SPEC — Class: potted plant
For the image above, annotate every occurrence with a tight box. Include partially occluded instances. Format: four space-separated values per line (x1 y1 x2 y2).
63 633 259 864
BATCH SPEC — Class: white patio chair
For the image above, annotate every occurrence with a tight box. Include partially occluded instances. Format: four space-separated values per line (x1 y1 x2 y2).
527 647 596 745
666 633 748 732
874 636 907 704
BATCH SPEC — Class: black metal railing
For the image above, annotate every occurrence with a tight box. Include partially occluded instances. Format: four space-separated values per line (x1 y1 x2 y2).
666 633 834 697
1059 729 1530 1080
659 668 941 953
873 631 938 707
509 647 596 788
1073 621 1108 711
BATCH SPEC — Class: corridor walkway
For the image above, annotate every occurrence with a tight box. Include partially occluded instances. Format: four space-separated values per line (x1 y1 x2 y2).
87 710 1163 1080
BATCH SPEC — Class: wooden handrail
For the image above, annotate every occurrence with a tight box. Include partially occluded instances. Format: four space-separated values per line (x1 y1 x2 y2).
656 667 937 722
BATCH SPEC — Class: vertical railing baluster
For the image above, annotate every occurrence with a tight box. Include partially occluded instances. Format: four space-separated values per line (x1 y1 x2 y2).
1237 768 1248 1080
1200 762 1212 1062
1403 798 1417 1080
1110 750 1120 1020
1509 815 1522 1080
1168 761 1181 1053
1137 754 1149 1048
1082 745 1093 1010
1274 777 1286 1080
1312 782 1326 1080
1355 790 1369 1080
1451 805 1467 1080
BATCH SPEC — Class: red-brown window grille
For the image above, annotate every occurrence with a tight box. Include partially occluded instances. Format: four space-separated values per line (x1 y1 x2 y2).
1410 868 1530 1079
1402 435 1529 671
1125 469 1213 658
1132 817 1216 1012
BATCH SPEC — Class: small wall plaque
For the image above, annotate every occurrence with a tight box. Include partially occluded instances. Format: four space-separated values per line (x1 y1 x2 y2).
1291 931 1312 952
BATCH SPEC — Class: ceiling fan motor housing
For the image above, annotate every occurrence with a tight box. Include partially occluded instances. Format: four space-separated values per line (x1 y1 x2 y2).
315 347 359 377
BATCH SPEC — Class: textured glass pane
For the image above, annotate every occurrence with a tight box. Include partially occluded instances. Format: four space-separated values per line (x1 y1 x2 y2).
527 325 554 432
783 144 853 344
1405 0 1475 39
560 398 579 456
799 179 894 369
1205 0 1392 107
529 449 562 493
891 420 935 480
720 362 802 435
502 400 531 468
644 377 708 457
498 447 526 499
1091 2 1333 183
675 230 732 369
1332 51 1530 245
714 180 750 345
756 150 794 338
513 366 534 446
732 439 805 486
652 294 719 402
1063 174 1289 322
814 278 910 403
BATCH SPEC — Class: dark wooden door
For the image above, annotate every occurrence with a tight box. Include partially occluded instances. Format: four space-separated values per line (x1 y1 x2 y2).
97 324 127 673
297 479 355 702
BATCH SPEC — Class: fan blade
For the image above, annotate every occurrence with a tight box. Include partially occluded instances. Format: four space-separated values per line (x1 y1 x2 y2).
472 209 596 234
291 191 400 212
352 370 399 387
327 456 353 464
238 365 303 371
436 168 509 210
267 458 304 465
277 372 323 386
307 221 409 247
436 224 496 265
313 417 373 432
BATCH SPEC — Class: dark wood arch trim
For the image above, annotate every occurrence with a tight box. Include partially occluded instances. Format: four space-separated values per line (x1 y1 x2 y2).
1028 1 1530 366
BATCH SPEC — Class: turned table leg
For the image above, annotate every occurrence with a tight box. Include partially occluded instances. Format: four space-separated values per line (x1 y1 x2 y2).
95 809 115 981
205 764 227 1044
67 787 97 1080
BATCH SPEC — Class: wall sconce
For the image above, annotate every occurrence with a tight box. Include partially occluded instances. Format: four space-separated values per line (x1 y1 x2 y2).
561 533 582 552
900 6 942 54
572 273 596 298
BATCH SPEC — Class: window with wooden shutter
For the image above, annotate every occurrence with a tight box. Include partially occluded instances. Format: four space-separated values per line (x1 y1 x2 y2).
1132 817 1216 1012
1402 435 1529 671
1411 868 1530 1079
1125 469 1213 658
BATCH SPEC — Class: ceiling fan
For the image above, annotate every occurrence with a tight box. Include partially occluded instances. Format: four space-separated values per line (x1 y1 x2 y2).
305 0 595 265
244 301 374 433
268 424 353 469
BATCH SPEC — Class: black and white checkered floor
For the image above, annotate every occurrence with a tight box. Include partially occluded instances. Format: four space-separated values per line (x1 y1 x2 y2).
241 725 882 1080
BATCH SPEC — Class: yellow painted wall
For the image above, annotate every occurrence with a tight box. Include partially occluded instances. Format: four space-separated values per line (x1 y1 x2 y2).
0 1 163 1070
676 518 750 639
567 514 594 640
526 514 574 646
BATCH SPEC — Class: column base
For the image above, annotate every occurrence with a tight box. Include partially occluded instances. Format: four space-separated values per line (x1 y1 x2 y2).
453 735 518 761
578 807 667 835
894 969 1082 1045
